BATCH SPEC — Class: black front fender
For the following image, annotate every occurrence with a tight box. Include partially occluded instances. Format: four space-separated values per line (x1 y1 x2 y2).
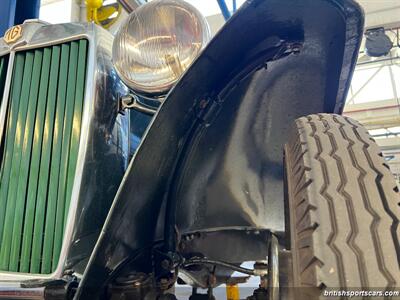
76 0 364 297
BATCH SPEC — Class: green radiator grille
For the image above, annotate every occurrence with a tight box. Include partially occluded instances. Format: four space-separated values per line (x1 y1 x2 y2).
0 40 88 274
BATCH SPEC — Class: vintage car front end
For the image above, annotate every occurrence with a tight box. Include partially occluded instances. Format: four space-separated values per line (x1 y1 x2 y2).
0 1 211 297
0 20 139 297
5 0 396 299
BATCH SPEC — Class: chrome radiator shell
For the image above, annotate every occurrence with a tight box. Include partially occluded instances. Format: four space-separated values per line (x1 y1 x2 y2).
0 20 130 281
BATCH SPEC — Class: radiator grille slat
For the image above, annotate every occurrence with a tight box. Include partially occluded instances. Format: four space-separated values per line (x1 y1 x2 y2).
65 40 87 226
41 44 69 274
0 40 87 274
52 41 79 268
10 49 43 271
20 48 52 273
0 52 34 271
32 45 61 274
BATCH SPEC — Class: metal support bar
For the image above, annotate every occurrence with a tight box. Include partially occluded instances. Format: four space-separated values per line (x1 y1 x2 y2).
119 93 157 115
348 65 383 103
216 0 231 21
388 65 400 115
268 234 279 300
183 258 259 276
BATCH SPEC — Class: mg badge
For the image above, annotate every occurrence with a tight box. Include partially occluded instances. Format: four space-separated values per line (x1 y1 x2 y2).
4 25 23 44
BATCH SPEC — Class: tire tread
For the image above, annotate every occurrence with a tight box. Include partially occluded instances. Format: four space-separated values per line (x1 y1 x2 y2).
285 114 400 296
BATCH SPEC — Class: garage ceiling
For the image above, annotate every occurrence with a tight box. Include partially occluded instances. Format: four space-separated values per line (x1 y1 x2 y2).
358 0 400 13
358 0 400 28
41 0 62 5
40 0 400 30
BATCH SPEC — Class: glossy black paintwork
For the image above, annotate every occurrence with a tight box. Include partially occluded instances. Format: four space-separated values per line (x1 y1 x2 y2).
64 51 152 274
76 0 364 297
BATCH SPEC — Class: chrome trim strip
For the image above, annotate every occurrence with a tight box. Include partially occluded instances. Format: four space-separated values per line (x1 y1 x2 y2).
0 282 44 299
11 35 90 53
54 23 97 278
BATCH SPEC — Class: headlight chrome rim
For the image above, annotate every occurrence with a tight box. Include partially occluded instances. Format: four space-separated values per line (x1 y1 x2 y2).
112 0 211 96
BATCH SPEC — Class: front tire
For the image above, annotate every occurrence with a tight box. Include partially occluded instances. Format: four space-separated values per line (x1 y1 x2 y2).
284 114 400 299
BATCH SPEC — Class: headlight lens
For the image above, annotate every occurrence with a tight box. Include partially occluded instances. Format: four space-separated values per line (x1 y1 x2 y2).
112 0 211 95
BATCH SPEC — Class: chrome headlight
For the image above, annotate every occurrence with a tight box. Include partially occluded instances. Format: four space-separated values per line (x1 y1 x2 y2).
112 0 211 95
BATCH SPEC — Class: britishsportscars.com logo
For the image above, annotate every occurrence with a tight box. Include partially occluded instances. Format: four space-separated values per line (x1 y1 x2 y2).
324 289 400 298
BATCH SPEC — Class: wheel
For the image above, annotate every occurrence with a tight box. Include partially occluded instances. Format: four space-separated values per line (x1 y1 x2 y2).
284 113 400 299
